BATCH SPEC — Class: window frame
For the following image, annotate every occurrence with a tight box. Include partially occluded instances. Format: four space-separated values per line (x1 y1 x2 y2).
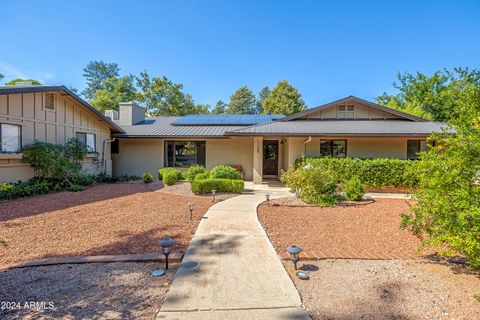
0 123 22 153
75 132 97 153
320 139 347 158
164 140 206 167
407 139 427 160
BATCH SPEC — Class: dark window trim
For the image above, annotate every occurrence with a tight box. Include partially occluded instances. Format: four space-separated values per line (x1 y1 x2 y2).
75 132 97 152
407 139 426 160
164 140 206 167
0 123 22 153
320 139 347 158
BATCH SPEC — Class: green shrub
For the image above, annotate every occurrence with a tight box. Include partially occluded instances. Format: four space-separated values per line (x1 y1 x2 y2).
68 184 86 192
209 165 240 180
300 157 418 188
142 172 154 183
191 179 244 194
194 172 209 180
345 176 364 201
162 172 179 186
158 168 182 181
184 165 207 182
0 178 56 201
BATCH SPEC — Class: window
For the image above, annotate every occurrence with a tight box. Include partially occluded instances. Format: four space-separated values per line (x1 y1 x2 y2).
407 140 427 160
44 92 55 110
320 140 347 157
0 124 21 152
76 132 96 152
165 141 206 167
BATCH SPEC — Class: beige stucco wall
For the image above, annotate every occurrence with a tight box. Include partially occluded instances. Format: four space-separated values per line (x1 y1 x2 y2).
0 92 112 182
112 137 256 180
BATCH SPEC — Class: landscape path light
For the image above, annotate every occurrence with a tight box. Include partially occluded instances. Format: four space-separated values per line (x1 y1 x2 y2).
159 237 175 270
287 244 302 270
212 190 216 202
265 193 271 206
188 203 194 220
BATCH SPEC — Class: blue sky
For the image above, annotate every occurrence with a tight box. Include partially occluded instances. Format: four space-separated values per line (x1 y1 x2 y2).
1 0 479 108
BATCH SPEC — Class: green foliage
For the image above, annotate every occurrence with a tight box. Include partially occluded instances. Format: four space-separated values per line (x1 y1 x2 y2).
162 172 179 186
191 179 244 194
300 157 418 188
0 178 57 200
226 86 256 114
5 78 41 85
256 86 271 113
401 85 480 267
81 60 120 100
263 80 306 115
194 172 209 180
158 168 182 181
209 165 240 180
68 184 86 192
345 176 364 201
184 165 207 182
281 165 339 206
142 171 154 183
0 73 4 83
377 67 480 121
90 76 137 111
211 100 227 114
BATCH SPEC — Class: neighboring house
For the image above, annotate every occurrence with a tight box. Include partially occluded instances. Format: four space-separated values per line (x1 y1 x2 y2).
0 84 447 184
0 84 122 182
109 96 446 183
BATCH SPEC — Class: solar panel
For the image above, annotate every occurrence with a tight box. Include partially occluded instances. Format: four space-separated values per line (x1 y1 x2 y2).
172 114 283 126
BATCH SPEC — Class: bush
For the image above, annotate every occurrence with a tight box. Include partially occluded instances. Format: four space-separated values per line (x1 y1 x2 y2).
142 172 154 183
162 171 179 186
158 168 182 181
299 157 418 188
345 176 364 201
184 165 207 182
194 172 209 180
0 178 56 201
68 184 86 192
191 179 244 194
209 165 240 180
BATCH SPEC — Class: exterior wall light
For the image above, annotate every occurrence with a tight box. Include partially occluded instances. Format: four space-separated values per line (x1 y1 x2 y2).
287 244 302 270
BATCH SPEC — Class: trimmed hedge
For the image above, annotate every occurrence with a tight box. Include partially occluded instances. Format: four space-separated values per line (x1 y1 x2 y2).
298 157 418 187
184 165 207 182
194 172 209 180
158 168 182 181
191 179 244 194
209 165 240 180
163 172 179 185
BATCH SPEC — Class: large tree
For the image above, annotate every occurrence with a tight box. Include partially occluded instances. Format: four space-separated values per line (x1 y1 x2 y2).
256 86 271 114
402 85 480 266
136 71 207 116
5 78 41 85
211 100 227 114
90 76 137 111
377 67 480 121
81 60 120 100
262 80 305 115
226 86 256 114
0 73 4 83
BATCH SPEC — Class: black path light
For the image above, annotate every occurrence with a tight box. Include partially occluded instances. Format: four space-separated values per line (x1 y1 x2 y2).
159 237 175 270
287 244 302 270
265 193 271 206
212 190 216 202
188 203 194 220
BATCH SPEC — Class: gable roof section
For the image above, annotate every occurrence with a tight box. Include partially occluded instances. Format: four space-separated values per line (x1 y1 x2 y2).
0 85 124 133
279 95 427 122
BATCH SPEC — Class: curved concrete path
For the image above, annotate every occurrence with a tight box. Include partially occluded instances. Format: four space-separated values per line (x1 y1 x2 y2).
157 189 310 320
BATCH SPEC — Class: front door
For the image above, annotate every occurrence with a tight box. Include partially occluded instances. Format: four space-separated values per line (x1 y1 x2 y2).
263 140 278 176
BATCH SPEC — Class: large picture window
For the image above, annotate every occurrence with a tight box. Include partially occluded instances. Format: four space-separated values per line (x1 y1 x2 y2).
0 123 21 152
407 140 427 160
320 140 347 158
76 132 96 152
165 141 206 167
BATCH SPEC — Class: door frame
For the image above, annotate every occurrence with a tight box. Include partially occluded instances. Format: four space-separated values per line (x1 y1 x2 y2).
262 140 279 178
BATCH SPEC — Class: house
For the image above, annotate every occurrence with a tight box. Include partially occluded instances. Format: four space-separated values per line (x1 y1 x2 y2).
0 84 447 184
0 84 122 182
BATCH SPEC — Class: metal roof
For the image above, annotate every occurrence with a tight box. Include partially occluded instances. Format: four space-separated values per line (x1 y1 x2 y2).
0 85 124 133
172 114 283 126
279 95 428 122
114 116 245 138
225 120 448 136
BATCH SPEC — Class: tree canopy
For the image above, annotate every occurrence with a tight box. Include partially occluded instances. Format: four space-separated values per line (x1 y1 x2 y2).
262 80 305 115
81 60 120 100
0 73 4 83
89 76 137 112
256 86 271 114
211 100 227 115
5 78 41 85
226 86 257 114
377 67 480 121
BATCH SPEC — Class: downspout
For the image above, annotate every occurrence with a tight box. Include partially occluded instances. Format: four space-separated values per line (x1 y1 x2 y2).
303 136 312 156
102 137 116 174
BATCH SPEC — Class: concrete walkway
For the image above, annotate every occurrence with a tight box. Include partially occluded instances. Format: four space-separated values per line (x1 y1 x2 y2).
156 189 310 320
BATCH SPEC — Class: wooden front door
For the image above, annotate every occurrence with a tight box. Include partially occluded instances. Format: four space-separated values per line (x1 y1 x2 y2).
263 140 278 176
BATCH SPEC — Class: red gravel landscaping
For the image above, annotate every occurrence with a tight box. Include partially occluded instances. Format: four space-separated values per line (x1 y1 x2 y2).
0 181 215 265
258 197 421 260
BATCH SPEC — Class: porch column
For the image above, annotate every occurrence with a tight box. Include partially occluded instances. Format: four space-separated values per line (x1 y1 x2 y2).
253 136 263 184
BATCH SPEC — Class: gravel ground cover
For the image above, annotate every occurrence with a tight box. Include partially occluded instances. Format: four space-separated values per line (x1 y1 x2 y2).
286 259 480 320
258 197 420 259
0 181 215 265
0 262 176 320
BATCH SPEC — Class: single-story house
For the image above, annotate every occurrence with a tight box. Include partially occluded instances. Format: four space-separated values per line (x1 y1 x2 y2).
0 84 447 184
